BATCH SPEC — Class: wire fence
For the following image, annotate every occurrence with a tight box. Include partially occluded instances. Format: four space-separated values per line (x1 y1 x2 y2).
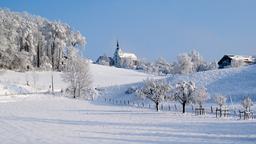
98 97 253 119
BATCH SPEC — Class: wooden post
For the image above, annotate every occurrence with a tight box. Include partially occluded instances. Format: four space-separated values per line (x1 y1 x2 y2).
51 74 54 93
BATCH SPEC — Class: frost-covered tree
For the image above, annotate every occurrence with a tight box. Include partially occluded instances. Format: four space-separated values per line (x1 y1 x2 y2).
122 58 135 69
241 97 253 111
174 81 196 113
214 95 227 109
189 50 204 72
154 58 173 75
62 49 92 99
136 79 172 111
177 53 193 74
175 50 216 74
193 87 209 108
0 8 85 71
231 59 246 68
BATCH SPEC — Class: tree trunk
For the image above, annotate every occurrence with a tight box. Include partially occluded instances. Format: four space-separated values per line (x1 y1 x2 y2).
51 74 54 93
37 43 40 68
182 102 186 113
73 87 76 99
156 102 159 111
57 47 61 71
51 42 55 70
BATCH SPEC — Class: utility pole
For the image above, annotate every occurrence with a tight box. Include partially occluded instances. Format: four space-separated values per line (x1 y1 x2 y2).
51 73 54 93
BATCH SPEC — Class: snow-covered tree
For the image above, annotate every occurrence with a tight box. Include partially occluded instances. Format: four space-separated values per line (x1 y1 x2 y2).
136 79 172 111
193 87 209 108
62 50 92 99
177 53 193 74
122 58 135 69
154 58 173 75
175 50 216 74
214 95 227 109
0 8 85 71
189 50 204 72
231 59 246 68
241 97 253 111
174 81 196 113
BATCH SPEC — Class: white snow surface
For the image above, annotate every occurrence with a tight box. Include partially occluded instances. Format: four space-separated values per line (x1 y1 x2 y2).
90 64 155 88
0 64 256 143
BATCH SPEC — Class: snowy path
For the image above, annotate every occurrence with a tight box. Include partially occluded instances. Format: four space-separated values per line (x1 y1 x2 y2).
0 95 255 144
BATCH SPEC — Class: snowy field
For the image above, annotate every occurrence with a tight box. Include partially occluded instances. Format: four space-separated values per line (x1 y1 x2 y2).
0 95 255 144
0 64 256 143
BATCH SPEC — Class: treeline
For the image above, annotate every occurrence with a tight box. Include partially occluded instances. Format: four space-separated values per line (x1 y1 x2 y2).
0 8 85 71
137 50 217 75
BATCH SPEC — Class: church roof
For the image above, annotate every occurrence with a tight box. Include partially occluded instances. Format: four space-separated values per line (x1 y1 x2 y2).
119 52 137 60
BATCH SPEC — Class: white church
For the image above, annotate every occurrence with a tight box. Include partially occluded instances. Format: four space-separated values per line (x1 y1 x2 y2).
113 41 138 68
96 41 138 68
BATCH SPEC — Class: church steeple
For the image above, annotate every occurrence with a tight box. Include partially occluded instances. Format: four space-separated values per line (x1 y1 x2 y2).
116 40 119 50
113 40 121 67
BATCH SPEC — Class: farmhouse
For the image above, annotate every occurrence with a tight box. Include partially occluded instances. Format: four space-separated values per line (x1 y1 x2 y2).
218 55 255 69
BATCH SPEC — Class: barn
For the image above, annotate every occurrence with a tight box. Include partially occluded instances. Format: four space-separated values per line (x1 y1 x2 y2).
218 55 255 69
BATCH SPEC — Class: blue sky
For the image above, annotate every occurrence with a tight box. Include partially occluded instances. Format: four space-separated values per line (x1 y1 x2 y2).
1 0 256 62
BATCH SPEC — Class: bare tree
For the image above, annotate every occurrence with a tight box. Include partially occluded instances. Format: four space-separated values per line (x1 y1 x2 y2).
136 79 172 111
241 97 253 111
174 81 196 113
62 51 92 99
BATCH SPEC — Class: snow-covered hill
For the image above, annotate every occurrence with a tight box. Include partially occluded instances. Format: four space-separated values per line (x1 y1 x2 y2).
0 63 156 96
0 63 256 144
1 63 256 102
90 64 157 88
168 65 256 101
96 65 256 103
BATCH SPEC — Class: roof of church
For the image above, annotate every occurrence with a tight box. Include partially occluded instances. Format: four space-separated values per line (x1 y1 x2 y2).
119 51 137 60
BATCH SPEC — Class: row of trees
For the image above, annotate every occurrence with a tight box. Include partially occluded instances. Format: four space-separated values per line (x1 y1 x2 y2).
136 79 205 112
137 50 217 75
0 8 85 71
136 79 254 113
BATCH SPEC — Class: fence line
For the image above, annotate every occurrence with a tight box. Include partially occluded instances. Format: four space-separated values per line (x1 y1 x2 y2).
102 97 180 111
